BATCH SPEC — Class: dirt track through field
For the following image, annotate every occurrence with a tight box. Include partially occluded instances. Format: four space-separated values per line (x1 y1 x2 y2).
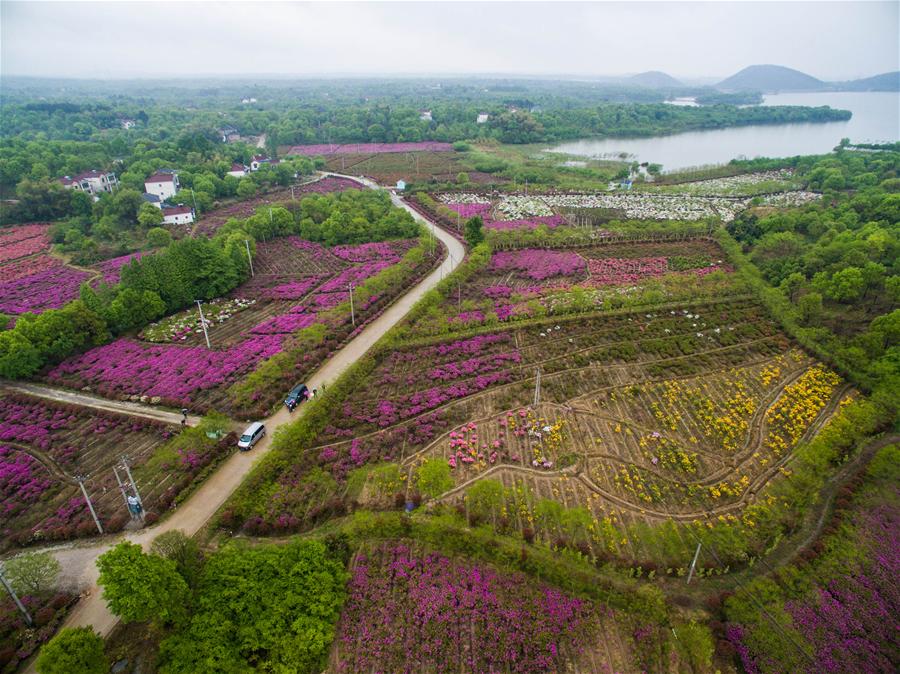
15 175 465 669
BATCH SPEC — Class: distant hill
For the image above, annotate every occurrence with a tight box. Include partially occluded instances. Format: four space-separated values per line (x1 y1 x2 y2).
628 71 683 88
717 65 825 92
835 71 900 92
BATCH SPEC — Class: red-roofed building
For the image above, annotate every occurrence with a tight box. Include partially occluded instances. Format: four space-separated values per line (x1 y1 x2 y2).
250 155 280 171
227 163 248 178
162 205 194 226
59 170 118 196
145 171 180 201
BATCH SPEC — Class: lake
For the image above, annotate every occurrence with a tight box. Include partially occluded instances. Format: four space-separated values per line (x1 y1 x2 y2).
546 92 900 172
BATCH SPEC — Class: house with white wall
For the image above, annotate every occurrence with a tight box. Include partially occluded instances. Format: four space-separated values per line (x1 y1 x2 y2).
162 205 194 226
227 163 248 178
250 155 280 171
144 171 179 201
59 170 118 196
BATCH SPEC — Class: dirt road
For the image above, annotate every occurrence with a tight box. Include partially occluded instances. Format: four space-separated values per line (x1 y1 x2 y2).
17 182 465 663
1 382 202 427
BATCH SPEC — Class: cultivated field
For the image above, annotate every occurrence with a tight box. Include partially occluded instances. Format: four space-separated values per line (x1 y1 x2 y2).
0 392 226 550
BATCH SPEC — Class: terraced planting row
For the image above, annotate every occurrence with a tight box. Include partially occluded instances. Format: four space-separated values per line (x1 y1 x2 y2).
42 236 423 414
0 392 228 550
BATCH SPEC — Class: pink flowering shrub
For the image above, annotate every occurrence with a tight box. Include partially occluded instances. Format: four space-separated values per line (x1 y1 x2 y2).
0 223 50 264
446 203 492 221
588 257 730 286
490 249 587 281
91 251 147 286
0 255 91 315
47 335 283 405
336 543 594 673
0 445 55 518
331 241 410 263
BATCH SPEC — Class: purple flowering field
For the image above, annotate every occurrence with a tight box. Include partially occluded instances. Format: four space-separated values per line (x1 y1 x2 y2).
0 254 92 315
0 393 196 550
91 251 148 286
334 543 595 673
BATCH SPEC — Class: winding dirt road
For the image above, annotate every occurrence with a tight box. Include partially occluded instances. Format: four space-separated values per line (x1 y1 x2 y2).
15 178 465 664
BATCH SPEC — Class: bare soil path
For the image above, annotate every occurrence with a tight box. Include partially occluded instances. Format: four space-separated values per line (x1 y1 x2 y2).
1 382 203 427
15 177 465 669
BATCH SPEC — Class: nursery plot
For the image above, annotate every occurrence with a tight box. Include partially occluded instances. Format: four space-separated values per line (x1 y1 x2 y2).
330 542 601 674
44 237 424 412
0 253 93 315
0 392 197 550
0 222 51 264
322 150 467 184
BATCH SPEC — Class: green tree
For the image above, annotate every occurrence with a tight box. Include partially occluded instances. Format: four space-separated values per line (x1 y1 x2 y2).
797 292 824 326
465 479 505 523
96 542 189 627
236 177 257 199
415 458 453 499
464 215 484 247
2 551 61 594
673 620 714 671
36 627 108 674
158 540 347 674
151 530 205 589
0 331 42 378
138 202 165 228
147 226 173 248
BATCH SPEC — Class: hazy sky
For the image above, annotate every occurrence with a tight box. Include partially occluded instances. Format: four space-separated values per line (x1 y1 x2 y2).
2 1 897 81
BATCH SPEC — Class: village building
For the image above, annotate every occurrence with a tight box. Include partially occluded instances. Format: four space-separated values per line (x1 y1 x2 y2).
162 205 195 226
144 171 180 202
59 170 118 196
227 163 249 178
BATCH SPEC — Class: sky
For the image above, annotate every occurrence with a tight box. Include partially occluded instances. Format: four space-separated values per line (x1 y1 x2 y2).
1 1 898 81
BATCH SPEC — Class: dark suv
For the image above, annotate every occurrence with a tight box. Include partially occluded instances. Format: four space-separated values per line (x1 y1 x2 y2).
284 384 309 409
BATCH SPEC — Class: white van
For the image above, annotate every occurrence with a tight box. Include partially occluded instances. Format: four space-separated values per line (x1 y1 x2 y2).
238 422 266 450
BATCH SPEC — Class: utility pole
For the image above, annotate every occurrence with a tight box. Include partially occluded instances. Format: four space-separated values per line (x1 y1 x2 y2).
457 280 462 311
348 283 355 326
0 570 31 626
244 240 255 277
121 455 144 515
75 475 103 534
190 188 199 215
113 466 132 515
533 368 541 407
195 300 211 349
269 207 273 224
686 542 702 583
290 185 295 201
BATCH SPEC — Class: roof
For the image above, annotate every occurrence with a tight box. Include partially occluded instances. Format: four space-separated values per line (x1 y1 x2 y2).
62 170 113 183
230 163 247 171
163 205 193 216
146 172 176 184
242 421 264 435
252 155 271 163
142 193 161 203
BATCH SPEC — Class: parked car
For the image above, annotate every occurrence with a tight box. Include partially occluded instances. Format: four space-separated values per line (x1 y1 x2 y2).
284 383 310 411
237 422 266 450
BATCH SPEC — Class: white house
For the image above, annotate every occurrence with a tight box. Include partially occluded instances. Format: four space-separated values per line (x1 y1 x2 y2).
396 180 407 191
476 113 490 124
145 171 179 202
241 97 258 105
162 205 194 226
250 155 280 171
120 118 136 130
59 170 118 196
227 162 248 178
419 110 433 122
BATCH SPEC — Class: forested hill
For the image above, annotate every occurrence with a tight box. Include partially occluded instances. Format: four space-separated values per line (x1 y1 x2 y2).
627 71 683 88
717 65 825 92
